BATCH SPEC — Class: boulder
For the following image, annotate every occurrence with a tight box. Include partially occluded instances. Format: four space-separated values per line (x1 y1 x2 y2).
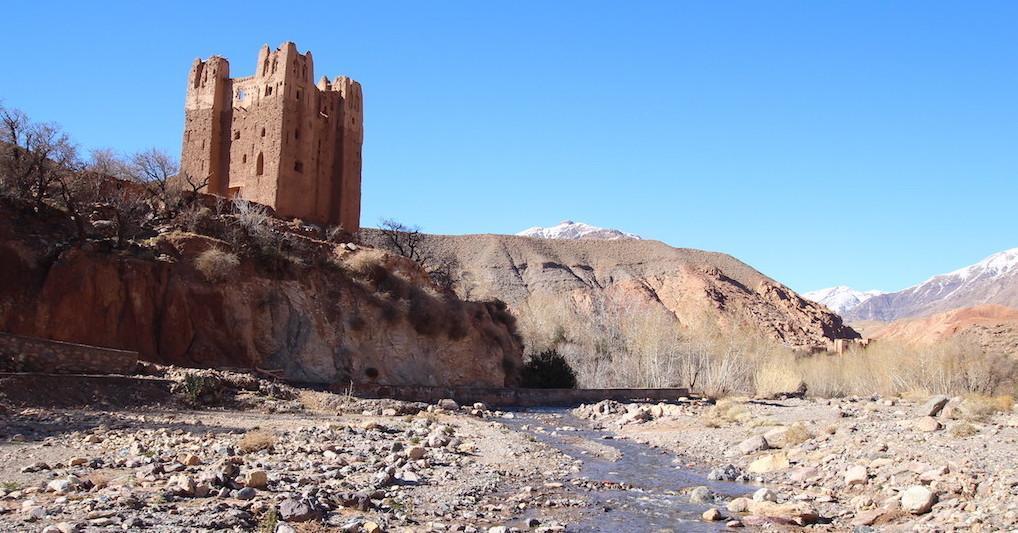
920 395 949 417
437 399 459 411
689 486 715 504
244 470 268 489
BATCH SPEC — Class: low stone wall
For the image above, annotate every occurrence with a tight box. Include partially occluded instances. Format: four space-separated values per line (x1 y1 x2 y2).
0 333 138 374
349 384 692 407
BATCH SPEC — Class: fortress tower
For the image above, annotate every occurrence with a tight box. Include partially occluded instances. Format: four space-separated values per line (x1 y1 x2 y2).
180 42 362 232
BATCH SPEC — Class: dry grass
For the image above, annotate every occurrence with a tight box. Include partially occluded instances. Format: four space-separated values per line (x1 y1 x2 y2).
702 398 752 427
753 339 1017 399
959 394 1014 420
237 429 276 454
948 421 979 438
782 421 813 446
194 248 240 282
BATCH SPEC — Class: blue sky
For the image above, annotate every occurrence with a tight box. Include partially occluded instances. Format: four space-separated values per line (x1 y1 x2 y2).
2 2 1016 293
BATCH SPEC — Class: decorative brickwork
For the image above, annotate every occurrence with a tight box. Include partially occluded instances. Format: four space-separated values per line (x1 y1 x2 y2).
181 42 363 231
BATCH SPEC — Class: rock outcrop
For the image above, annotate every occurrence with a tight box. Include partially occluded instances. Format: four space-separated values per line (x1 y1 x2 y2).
0 202 521 387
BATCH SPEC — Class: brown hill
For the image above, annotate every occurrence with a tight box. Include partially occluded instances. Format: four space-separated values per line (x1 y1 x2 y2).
365 231 859 351
861 304 1018 355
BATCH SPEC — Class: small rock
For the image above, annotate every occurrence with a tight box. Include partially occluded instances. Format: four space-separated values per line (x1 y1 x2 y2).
244 470 268 489
845 465 868 486
752 488 777 502
727 497 751 513
437 399 459 411
738 435 770 454
914 417 942 432
900 486 936 514
748 453 789 474
407 446 427 460
235 487 257 500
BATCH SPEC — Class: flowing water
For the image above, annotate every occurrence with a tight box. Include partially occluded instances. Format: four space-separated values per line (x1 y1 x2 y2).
502 408 753 532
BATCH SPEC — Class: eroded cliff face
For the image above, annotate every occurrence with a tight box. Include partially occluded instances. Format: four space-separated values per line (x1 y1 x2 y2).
0 206 521 387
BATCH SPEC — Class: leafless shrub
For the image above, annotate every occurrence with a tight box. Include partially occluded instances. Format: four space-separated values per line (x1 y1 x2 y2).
948 421 978 438
195 248 240 282
755 339 1018 398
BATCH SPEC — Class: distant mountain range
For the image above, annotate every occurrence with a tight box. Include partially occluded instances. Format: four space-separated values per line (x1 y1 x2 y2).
806 247 1018 322
803 286 885 315
516 221 641 241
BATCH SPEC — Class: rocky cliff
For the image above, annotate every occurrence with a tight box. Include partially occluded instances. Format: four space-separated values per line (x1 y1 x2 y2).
0 201 522 387
365 231 859 351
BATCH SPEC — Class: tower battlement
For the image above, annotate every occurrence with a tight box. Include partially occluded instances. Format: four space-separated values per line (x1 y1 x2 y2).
180 42 362 231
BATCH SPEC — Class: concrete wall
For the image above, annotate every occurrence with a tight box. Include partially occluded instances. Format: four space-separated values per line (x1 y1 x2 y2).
349 384 692 407
0 333 138 374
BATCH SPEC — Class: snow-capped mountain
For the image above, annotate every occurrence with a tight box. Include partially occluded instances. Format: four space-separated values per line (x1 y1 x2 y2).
516 221 641 241
844 247 1018 322
803 286 884 315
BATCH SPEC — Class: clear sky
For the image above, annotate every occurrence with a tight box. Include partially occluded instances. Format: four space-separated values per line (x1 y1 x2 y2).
2 1 1016 293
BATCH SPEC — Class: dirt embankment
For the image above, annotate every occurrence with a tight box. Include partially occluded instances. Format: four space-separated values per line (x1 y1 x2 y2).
0 201 522 387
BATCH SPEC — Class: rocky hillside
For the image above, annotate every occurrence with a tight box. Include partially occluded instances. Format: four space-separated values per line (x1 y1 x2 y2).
0 199 522 387
822 247 1018 322
857 304 1018 355
367 231 859 351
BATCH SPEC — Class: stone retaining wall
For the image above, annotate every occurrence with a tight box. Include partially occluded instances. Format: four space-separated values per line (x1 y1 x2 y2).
349 384 692 407
0 333 138 374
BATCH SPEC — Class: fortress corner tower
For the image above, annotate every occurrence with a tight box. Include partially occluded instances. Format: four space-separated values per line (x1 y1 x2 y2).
180 42 362 232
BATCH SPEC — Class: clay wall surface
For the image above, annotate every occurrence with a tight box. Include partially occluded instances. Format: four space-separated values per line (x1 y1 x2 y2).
181 42 362 231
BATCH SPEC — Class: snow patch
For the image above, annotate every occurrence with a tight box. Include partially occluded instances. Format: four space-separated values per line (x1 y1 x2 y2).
516 220 642 241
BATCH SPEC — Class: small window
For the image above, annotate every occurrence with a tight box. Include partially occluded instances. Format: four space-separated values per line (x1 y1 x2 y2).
242 154 247 164
294 128 300 140
256 152 264 176
236 88 247 100
265 85 273 96
233 131 240 140
296 89 302 100
260 127 266 137
294 161 304 173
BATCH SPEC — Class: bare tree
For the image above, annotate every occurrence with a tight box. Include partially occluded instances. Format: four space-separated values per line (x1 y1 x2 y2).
378 218 427 265
124 148 207 216
0 104 79 209
377 218 460 292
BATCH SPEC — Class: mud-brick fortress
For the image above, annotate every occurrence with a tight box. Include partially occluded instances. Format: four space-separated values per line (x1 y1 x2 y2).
180 42 363 232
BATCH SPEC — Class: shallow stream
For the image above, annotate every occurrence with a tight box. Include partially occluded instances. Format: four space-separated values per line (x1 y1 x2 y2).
502 408 753 532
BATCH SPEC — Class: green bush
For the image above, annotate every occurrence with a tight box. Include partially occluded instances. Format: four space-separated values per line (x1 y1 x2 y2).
521 350 577 389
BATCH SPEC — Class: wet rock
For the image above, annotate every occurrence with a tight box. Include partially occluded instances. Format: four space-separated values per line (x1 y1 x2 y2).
708 464 746 482
702 508 723 521
727 497 751 513
689 486 715 504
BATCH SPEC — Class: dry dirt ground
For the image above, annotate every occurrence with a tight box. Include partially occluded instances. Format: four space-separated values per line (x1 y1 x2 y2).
574 395 1018 530
0 379 581 533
